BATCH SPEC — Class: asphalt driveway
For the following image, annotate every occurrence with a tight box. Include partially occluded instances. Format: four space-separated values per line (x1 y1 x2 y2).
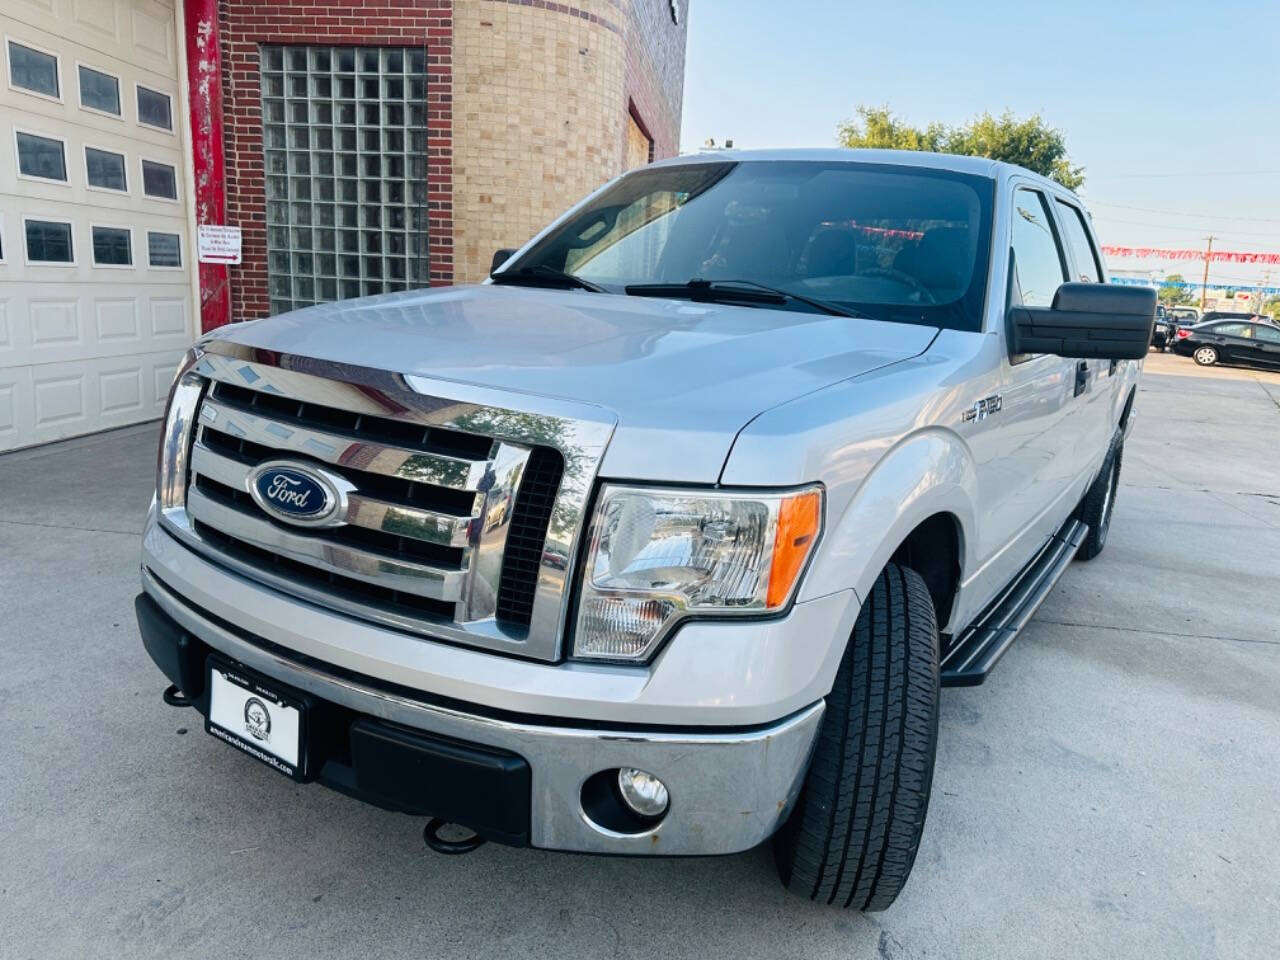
2 352 1278 959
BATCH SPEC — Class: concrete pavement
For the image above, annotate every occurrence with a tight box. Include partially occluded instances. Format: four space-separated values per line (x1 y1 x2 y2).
1 352 1277 959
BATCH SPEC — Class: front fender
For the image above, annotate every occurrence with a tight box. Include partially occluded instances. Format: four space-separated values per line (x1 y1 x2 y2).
800 428 978 630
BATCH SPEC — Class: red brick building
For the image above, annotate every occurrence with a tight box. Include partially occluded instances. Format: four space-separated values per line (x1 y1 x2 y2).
194 0 689 330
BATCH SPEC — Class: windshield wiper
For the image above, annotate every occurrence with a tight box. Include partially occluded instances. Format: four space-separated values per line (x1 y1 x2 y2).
625 279 865 318
490 264 607 293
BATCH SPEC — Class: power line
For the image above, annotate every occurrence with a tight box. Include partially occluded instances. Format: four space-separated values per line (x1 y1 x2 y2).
1086 200 1280 224
1092 169 1280 179
1094 216 1279 239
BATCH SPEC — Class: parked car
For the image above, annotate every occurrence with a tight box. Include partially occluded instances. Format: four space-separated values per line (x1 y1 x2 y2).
137 149 1152 911
1171 318 1280 368
1168 306 1199 324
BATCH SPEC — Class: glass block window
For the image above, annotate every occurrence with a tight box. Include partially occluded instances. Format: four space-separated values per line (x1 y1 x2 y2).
260 44 430 314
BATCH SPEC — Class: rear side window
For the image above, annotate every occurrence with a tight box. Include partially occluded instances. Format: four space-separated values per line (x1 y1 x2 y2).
1211 323 1251 337
1009 188 1066 308
1053 200 1102 283
1255 325 1280 343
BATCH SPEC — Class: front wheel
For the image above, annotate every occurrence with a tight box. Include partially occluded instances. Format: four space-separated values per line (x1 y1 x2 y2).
1193 345 1218 366
774 564 939 911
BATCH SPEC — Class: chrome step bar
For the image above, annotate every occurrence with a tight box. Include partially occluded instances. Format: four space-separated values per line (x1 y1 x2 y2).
941 517 1088 687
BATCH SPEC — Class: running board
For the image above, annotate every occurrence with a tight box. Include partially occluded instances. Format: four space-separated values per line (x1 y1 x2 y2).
940 518 1088 687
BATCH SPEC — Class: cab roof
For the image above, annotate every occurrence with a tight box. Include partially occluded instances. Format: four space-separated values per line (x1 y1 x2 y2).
656 147 1077 200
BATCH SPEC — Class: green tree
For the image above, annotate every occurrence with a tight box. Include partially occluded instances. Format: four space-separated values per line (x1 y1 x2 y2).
838 106 1085 190
1263 296 1280 321
1158 274 1195 306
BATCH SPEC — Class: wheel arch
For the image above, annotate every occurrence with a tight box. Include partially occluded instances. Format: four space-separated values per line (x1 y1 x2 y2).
800 428 977 636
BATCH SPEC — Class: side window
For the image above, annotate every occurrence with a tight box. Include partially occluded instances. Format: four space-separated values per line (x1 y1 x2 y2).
1212 322 1250 337
1009 188 1067 308
1254 325 1280 344
1054 200 1102 282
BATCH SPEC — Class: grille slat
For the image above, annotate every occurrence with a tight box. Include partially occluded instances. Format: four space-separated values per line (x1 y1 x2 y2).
181 363 571 653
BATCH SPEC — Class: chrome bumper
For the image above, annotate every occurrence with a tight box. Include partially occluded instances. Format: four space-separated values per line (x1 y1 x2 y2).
143 567 825 855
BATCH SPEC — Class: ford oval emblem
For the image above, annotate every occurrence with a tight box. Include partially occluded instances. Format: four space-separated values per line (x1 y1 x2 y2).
248 461 342 526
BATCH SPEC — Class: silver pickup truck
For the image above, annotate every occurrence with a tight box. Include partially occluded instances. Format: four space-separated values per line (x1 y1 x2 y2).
137 149 1154 910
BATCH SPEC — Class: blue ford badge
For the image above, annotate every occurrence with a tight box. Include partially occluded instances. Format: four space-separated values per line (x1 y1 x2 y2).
249 462 340 525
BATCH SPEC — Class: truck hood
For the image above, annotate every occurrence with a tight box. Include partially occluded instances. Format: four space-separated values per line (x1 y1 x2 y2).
211 285 938 482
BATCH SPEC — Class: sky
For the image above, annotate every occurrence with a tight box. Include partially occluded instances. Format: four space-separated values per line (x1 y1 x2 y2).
678 0 1280 294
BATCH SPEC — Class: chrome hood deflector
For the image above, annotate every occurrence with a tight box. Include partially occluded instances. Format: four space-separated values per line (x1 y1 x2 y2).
207 284 939 482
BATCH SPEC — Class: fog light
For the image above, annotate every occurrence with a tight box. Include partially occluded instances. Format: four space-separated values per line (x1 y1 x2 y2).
617 768 669 819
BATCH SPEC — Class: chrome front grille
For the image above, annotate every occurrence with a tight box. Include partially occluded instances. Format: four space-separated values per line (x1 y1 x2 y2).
157 342 614 662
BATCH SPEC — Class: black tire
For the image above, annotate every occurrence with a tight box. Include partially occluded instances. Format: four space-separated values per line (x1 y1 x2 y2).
774 564 939 911
1075 433 1123 561
1192 345 1218 366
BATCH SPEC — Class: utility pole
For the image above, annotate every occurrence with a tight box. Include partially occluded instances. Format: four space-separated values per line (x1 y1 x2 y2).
1199 235 1216 310
1255 270 1271 316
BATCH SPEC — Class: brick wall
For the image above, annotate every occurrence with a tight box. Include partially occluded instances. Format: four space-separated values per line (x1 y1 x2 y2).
215 0 688 311
451 0 688 283
624 0 686 161
219 0 454 322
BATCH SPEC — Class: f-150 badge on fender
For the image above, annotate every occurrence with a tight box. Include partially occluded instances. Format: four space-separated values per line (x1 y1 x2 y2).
963 395 1003 422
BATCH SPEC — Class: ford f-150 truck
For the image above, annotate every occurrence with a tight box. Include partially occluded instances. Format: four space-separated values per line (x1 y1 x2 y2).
137 149 1155 910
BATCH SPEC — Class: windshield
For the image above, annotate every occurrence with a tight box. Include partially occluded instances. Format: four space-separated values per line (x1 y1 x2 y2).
508 160 995 331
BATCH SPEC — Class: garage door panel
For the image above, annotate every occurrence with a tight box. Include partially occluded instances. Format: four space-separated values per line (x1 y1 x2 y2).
12 349 178 446
28 297 83 347
99 365 143 414
72 0 123 44
1 0 190 451
0 285 190 366
0 377 17 441
95 297 140 341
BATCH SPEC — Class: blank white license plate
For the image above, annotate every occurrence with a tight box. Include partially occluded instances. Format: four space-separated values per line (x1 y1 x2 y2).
207 664 305 779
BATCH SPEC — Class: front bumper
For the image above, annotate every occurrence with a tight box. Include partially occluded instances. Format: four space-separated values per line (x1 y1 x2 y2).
138 569 826 855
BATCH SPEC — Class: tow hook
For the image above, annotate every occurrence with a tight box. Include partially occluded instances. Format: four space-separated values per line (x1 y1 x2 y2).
162 684 192 708
423 818 486 855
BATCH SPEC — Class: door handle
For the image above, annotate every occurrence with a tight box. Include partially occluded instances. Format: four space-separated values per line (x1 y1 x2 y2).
1074 360 1088 397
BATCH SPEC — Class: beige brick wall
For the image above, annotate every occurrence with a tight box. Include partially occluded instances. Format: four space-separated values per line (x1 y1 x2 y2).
453 0 629 283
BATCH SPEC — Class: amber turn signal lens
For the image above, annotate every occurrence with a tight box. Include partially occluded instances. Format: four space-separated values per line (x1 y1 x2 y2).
767 489 822 608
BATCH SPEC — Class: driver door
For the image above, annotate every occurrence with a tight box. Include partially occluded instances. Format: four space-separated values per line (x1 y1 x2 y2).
971 185 1082 609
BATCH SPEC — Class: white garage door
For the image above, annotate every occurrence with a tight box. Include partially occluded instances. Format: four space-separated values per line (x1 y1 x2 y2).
0 0 194 452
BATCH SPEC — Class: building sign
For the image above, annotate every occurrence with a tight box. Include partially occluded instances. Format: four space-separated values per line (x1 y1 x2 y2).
198 225 242 265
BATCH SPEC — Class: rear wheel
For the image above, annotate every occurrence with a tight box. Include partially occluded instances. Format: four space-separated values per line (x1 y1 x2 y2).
1076 434 1123 561
774 564 939 911
1193 345 1218 366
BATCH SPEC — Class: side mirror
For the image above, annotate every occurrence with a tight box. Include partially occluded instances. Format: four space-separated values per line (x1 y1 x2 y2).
490 248 518 275
1009 283 1156 360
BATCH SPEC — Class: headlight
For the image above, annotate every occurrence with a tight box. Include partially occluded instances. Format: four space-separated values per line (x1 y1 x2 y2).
572 484 823 662
156 347 205 512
